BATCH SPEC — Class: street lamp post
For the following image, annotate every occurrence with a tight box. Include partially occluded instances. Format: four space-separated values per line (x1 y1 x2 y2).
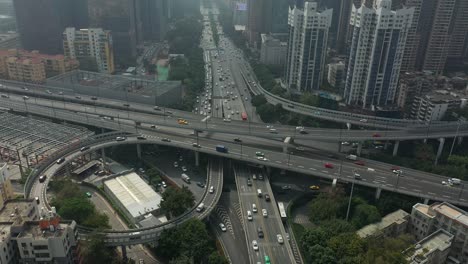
449 120 461 158
345 179 356 222
287 151 293 166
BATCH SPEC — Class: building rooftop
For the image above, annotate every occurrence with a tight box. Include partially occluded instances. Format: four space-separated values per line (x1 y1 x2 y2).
17 220 75 240
406 229 453 263
104 172 162 219
0 200 37 223
422 89 468 103
357 209 409 238
413 203 432 217
432 202 468 227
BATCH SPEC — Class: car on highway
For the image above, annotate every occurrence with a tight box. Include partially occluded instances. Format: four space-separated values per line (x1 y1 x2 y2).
252 203 257 213
85 192 92 198
354 172 362 180
153 106 161 111
269 128 278 134
264 255 271 264
161 138 171 142
123 103 130 107
0 94 9 98
182 166 187 172
39 175 47 183
247 179 252 186
35 196 40 204
282 185 292 190
75 96 81 99
360 119 368 122
173 162 178 168
22 96 29 100
91 96 97 100
341 141 350 145
265 194 270 202
196 182 205 188
192 143 201 148
219 223 227 232
324 163 334 169
209 186 214 193
372 133 382 137
252 240 259 251
257 157 268 161
392 169 403 174
277 234 284 244
162 181 167 188
299 130 308 134
262 209 268 217
56 157 65 164
247 210 253 221
234 138 242 143
137 136 146 140
255 152 264 157
257 227 264 238
354 160 365 166
80 146 90 152
115 136 126 141
309 185 320 190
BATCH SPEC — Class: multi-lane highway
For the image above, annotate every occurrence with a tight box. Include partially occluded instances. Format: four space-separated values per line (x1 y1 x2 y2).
234 165 295 264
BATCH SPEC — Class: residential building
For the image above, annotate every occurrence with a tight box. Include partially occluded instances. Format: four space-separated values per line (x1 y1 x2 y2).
15 218 78 263
327 61 345 90
447 0 468 66
13 0 88 54
88 0 141 65
0 32 19 50
233 1 247 26
0 0 14 17
260 34 287 66
0 49 78 83
0 163 15 209
405 229 453 264
397 71 437 111
246 0 272 48
63 28 115 74
271 0 290 33
357 209 410 239
343 0 414 108
316 0 352 52
285 2 332 93
140 0 167 41
411 202 468 262
410 90 468 121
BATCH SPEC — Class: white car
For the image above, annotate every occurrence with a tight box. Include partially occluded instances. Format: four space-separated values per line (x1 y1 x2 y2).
257 157 268 161
162 181 167 188
360 119 368 122
247 210 253 221
277 234 284 244
252 203 257 213
262 209 268 217
182 166 187 172
252 240 259 251
219 223 227 232
209 186 214 193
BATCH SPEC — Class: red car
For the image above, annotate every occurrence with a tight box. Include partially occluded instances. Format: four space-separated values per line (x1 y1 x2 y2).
372 133 381 137
354 161 365 166
324 163 334 169
391 166 400 171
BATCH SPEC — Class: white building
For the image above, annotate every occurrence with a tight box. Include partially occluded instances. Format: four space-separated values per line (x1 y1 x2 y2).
284 2 332 93
260 34 287 66
344 0 414 108
63 27 114 74
104 172 162 223
327 61 345 90
405 229 453 264
410 202 468 263
410 90 468 121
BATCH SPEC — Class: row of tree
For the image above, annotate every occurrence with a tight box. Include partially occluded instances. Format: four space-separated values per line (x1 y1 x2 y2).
50 178 110 229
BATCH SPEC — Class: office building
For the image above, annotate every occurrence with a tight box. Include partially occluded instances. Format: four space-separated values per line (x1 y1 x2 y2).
447 0 468 65
0 49 78 83
410 90 468 121
405 229 453 264
246 0 272 48
357 209 410 239
233 1 248 26
140 0 167 41
410 202 468 263
260 34 287 66
285 2 332 93
63 28 115 74
13 0 88 54
88 0 141 65
0 33 20 50
327 61 346 90
343 0 413 108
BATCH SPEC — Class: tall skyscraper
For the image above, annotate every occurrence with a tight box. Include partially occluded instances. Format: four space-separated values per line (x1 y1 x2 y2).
246 0 272 48
285 2 332 93
344 0 414 108
63 27 115 74
447 0 468 64
140 0 167 41
88 0 141 65
13 0 88 54
317 0 353 53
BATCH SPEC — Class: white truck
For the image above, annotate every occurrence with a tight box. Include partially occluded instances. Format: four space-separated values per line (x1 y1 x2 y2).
346 154 357 161
181 173 191 183
449 178 461 185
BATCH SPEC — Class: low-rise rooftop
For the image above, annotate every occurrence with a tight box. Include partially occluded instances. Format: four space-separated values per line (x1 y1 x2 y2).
405 229 453 264
0 200 37 223
357 209 409 238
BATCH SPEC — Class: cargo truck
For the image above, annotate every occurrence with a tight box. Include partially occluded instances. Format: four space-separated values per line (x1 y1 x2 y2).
346 154 357 161
181 173 191 183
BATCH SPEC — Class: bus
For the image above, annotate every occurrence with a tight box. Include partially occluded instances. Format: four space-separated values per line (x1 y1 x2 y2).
277 202 287 222
241 112 248 121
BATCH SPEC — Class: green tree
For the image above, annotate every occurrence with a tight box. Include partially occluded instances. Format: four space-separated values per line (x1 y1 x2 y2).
257 103 278 123
208 252 228 264
327 233 365 260
320 219 356 238
306 245 337 264
160 186 195 218
169 254 191 264
300 93 319 106
251 94 267 106
58 197 95 223
414 143 435 161
81 233 115 263
83 212 111 229
351 203 381 228
301 228 328 248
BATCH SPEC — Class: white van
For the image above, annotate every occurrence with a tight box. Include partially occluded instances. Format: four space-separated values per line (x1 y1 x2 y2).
196 203 205 212
247 210 253 221
252 204 257 213
257 189 262 197
367 168 375 172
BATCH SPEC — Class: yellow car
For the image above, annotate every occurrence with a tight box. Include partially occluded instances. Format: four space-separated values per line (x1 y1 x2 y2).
309 185 320 190
177 118 188 125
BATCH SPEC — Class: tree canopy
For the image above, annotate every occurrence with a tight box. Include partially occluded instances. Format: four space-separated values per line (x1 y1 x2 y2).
160 186 195 218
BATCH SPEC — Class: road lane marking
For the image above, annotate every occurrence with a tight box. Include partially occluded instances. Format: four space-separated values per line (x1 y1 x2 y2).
413 189 422 192
298 165 304 168
309 168 316 171
321 170 328 173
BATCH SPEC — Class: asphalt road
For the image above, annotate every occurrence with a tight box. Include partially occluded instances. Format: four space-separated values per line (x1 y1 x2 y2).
234 165 295 264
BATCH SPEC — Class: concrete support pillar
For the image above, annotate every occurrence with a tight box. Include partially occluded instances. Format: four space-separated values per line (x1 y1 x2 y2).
195 151 200 167
101 148 106 169
384 141 389 150
435 138 445 165
282 144 288 154
121 245 127 262
338 142 342 153
280 169 286 175
393 141 400 157
424 198 429 205
266 166 272 176
136 144 142 159
423 138 427 144
101 128 105 134
458 136 463 145
375 187 382 199
356 142 363 156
